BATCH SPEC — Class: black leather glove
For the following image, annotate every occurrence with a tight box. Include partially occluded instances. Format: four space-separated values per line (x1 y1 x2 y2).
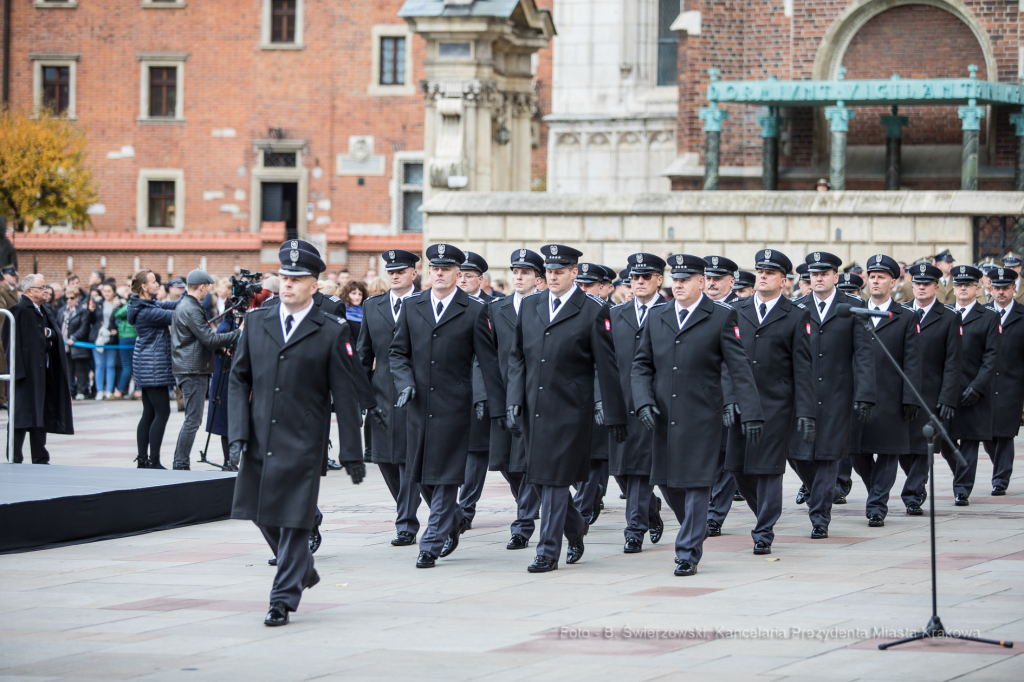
742 420 764 444
960 386 981 408
491 415 506 431
854 401 873 424
608 423 628 443
902 404 919 421
723 403 739 428
939 404 955 422
594 401 605 427
228 440 247 468
369 407 388 430
638 405 660 431
395 386 415 408
344 461 366 485
798 417 816 445
475 401 486 421
506 405 522 437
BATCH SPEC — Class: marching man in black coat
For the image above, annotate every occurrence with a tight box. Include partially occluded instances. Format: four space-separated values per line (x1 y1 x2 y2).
229 241 366 627
898 262 961 514
356 248 422 547
390 244 505 568
489 249 546 550
506 244 628 573
983 267 1023 496
633 254 763 576
724 249 815 555
848 254 922 527
609 253 668 554
942 265 1001 505
788 251 875 539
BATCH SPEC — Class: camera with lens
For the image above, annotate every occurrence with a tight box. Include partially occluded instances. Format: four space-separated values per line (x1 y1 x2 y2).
228 269 263 318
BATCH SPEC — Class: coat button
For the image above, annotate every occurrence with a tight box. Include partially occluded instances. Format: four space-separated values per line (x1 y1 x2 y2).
672 394 676 398
818 401 822 405
267 451 273 457
429 415 433 419
539 386 543 390
433 334 437 338
752 361 757 365
819 353 823 357
671 421 676 425
279 355 284 360
535 414 540 418
271 420 277 424
275 387 280 392
675 340 679 344
541 359 546 362
818 377 823 381
545 332 550 336
755 334 760 338
430 387 434 392
672 367 677 370
431 360 435 364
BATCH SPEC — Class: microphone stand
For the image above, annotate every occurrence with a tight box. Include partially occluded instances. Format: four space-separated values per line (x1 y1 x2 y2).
847 314 1013 651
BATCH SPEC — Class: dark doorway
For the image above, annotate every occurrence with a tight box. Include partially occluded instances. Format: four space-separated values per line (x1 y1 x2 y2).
973 216 1024 263
262 182 298 239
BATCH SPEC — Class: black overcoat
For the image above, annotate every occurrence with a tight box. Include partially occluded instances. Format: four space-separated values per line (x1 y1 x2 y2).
506 287 626 487
903 301 961 454
486 293 526 472
988 301 1024 438
788 292 875 461
950 303 1000 441
229 303 363 529
10 299 74 434
609 298 667 476
632 295 762 488
468 290 499 453
724 295 814 475
389 288 504 485
356 292 408 465
854 300 922 456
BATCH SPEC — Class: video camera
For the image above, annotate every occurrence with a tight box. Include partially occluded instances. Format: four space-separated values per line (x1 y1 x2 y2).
228 269 263 318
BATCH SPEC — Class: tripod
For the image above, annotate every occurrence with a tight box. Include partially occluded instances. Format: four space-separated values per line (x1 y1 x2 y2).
198 302 245 472
848 316 1014 651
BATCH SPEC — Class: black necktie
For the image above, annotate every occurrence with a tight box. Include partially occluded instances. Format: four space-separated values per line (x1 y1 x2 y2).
552 298 561 313
639 304 647 324
678 308 686 325
436 301 444 317
759 302 767 320
285 315 294 335
394 298 402 315
818 301 825 314
875 306 880 312
959 307 966 316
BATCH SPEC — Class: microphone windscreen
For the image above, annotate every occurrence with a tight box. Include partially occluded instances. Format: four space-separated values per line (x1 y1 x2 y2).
835 303 852 318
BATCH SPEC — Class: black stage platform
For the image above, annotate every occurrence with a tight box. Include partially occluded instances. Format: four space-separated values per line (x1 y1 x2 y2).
0 465 236 553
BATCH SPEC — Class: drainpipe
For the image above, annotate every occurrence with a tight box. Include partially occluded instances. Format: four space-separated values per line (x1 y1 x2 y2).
2 0 11 105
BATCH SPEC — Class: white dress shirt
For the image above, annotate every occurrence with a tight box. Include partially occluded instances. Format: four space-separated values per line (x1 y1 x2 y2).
994 300 1014 324
389 288 415 323
513 291 528 315
812 288 837 321
431 288 457 323
549 285 577 322
674 294 704 329
869 297 892 327
755 293 782 323
955 299 976 320
913 298 937 322
635 296 656 326
280 299 314 343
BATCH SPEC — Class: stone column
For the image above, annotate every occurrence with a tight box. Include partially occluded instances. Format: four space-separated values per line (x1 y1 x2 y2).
957 99 985 191
1010 110 1024 191
758 108 783 191
880 105 908 191
824 102 854 191
699 104 729 191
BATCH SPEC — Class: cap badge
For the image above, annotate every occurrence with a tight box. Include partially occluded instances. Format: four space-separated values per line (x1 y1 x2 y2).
843 274 850 282
876 254 883 264
711 256 719 266
551 245 558 256
960 266 966 274
438 244 446 256
637 253 644 264
814 253 821 262
999 268 1005 277
919 264 926 273
582 264 589 272
676 255 683 265
764 249 772 260
290 250 299 263
389 250 395 259
519 249 526 258
290 240 298 249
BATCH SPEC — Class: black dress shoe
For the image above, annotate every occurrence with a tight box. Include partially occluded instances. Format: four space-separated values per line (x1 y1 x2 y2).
308 526 322 554
868 514 885 527
589 502 601 525
416 551 437 568
623 537 642 554
301 569 320 591
753 540 772 555
391 531 416 546
649 497 664 544
733 491 745 502
906 503 923 516
268 556 277 566
363 448 373 463
833 492 847 505
795 485 809 505
528 555 558 572
619 493 627 500
810 525 828 539
458 515 472 534
992 487 1006 497
534 510 541 520
954 493 969 506
506 534 529 550
326 458 342 471
674 560 697 576
566 538 585 564
706 519 722 537
264 601 289 626
440 530 459 557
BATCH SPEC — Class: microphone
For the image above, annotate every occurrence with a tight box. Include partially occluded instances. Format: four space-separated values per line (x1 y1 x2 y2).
835 303 892 319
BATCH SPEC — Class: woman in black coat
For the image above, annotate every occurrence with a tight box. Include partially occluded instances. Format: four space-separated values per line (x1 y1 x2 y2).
62 290 94 398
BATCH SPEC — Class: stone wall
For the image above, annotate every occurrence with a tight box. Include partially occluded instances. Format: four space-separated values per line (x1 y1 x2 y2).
422 190 1024 271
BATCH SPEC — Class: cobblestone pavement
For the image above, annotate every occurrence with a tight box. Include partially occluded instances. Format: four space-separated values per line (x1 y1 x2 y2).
1 399 1022 681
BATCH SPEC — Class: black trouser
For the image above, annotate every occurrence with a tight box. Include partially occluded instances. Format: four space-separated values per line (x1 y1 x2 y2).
836 458 853 497
459 450 489 524
984 438 1015 492
573 460 606 522
732 473 783 545
258 524 315 612
660 485 712 565
707 451 735 526
537 485 587 561
137 385 171 465
898 454 930 508
790 459 840 528
12 427 49 464
69 356 91 396
850 453 900 518
501 469 540 539
941 439 981 498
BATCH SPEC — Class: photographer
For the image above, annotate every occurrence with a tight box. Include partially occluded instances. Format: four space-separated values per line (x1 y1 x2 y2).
170 270 242 470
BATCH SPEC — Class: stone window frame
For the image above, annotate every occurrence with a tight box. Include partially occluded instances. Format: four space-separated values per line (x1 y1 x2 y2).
137 168 185 233
31 53 79 119
141 0 188 8
33 0 78 8
260 0 305 50
249 139 309 235
392 151 425 233
368 25 415 96
137 53 187 123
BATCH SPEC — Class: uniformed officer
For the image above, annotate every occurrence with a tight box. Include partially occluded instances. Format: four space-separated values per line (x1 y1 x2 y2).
934 250 957 305
489 248 546 550
977 262 997 304
940 264 1001 505
701 255 743 537
633 254 763 575
356 248 423 546
846 254 922 527
732 270 755 298
609 253 667 553
228 241 366 627
506 244 628 573
832 268 872 504
983 267 1023 495
788 251 875 539
723 249 815 555
1003 253 1024 305
836 272 864 296
794 263 812 298
898 262 961 515
389 244 505 568
893 261 914 304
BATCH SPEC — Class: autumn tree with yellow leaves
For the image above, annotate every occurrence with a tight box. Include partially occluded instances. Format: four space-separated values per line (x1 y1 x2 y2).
0 108 98 231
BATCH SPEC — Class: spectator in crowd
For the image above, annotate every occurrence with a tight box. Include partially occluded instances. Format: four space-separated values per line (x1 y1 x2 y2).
170 270 242 470
9 274 74 463
89 282 123 400
62 287 93 399
65 273 85 299
259 275 280 307
317 279 338 297
0 216 17 273
0 266 19 307
166 278 185 301
88 270 104 293
326 272 338 283
206 311 235 470
363 268 378 284
816 178 831 192
336 269 351 288
0 266 16 410
366 277 388 298
127 269 180 469
156 283 168 301
111 295 139 399
203 277 231 321
340 280 368 340
491 278 506 295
